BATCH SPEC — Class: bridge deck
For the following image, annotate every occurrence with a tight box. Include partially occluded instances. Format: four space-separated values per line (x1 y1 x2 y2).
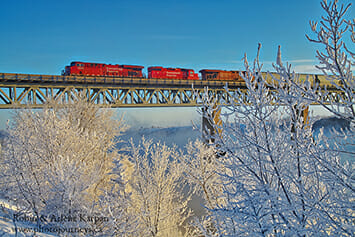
0 73 247 89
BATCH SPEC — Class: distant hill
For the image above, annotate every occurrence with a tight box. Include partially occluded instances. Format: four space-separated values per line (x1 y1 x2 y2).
312 116 351 133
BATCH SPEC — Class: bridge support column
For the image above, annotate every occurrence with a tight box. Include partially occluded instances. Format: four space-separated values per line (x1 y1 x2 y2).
303 106 309 126
291 104 310 136
202 104 222 144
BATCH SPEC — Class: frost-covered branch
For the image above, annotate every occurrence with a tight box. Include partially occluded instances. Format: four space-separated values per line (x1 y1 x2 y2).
306 0 354 122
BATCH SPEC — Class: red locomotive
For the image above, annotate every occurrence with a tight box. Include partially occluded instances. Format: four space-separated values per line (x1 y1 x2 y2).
62 61 144 78
199 69 245 81
148 66 199 80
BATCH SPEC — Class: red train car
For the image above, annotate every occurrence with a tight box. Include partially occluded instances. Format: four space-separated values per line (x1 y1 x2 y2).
199 69 245 81
62 61 144 78
148 66 199 80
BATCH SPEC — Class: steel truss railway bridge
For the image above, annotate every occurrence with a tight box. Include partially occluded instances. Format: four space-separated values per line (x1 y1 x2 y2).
0 73 247 109
0 72 342 109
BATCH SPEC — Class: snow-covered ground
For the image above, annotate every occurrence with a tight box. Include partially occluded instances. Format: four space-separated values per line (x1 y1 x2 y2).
0 199 56 236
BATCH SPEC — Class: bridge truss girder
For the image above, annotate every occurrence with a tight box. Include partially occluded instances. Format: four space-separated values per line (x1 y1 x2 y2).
0 82 242 109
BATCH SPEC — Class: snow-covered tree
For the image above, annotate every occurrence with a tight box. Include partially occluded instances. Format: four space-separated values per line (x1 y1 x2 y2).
192 1 354 235
305 0 354 123
96 157 138 236
183 140 222 211
126 138 193 237
0 92 197 236
196 40 354 236
0 93 127 232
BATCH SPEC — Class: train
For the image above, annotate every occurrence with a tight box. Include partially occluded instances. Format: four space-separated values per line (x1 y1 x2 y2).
62 61 331 87
62 61 243 81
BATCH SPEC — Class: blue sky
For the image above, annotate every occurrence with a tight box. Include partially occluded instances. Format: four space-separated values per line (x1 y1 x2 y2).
0 0 353 128
2 0 353 74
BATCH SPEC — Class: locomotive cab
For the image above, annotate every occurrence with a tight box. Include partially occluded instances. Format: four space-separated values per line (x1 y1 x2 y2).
62 61 86 76
183 69 199 80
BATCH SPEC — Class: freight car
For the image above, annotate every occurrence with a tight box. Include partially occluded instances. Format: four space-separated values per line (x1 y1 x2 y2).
148 66 199 80
62 61 144 78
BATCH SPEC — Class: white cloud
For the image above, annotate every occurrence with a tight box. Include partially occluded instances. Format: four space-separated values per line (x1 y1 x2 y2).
293 64 322 74
288 59 317 63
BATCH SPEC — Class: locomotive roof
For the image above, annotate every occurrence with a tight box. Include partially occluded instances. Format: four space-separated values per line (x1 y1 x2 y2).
70 61 143 68
148 66 195 71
